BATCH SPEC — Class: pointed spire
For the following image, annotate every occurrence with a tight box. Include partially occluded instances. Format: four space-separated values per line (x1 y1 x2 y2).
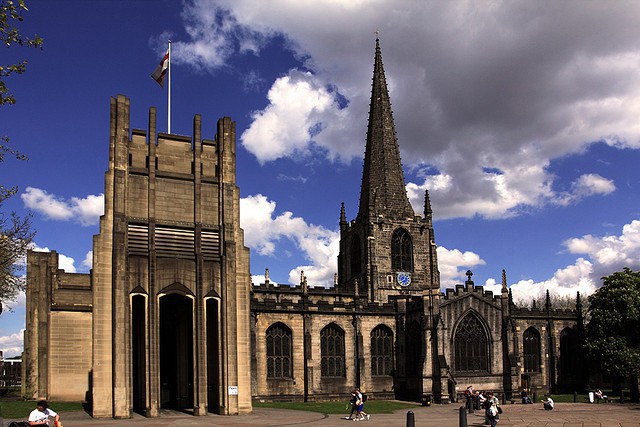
340 201 347 229
424 190 433 220
501 269 508 294
358 36 414 221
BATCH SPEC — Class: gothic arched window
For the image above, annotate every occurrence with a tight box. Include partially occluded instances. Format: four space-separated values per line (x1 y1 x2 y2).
371 325 394 376
391 228 413 271
350 236 362 277
266 323 292 379
320 324 345 377
523 327 541 373
454 312 489 373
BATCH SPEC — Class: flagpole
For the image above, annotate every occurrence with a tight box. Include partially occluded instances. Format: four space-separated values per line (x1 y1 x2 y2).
168 40 172 134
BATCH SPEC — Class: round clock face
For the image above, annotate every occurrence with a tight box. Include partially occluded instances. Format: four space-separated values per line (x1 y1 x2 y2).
397 272 411 286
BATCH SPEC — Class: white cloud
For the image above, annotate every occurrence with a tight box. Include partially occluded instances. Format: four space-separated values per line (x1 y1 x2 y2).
240 194 339 286
564 219 640 280
0 329 24 358
436 246 486 288
82 251 93 270
508 258 596 305
172 0 640 219
30 244 77 273
554 173 616 206
241 70 355 164
21 187 104 226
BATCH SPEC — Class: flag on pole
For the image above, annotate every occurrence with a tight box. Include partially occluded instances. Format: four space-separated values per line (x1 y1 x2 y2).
151 49 169 87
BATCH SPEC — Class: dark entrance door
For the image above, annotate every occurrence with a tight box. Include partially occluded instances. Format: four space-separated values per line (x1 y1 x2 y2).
206 298 220 413
132 295 146 414
160 293 194 411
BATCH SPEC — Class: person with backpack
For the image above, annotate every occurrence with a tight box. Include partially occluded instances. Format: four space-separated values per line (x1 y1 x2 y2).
344 390 358 420
354 387 370 421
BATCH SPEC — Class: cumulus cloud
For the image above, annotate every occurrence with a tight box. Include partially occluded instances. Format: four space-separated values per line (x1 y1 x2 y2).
436 246 486 288
21 187 104 226
508 258 597 305
0 329 24 358
82 251 93 270
554 173 616 206
564 219 640 281
30 244 77 273
170 0 640 219
240 194 339 286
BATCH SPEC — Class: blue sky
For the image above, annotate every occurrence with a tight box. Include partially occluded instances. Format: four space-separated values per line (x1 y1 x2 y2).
3 0 640 357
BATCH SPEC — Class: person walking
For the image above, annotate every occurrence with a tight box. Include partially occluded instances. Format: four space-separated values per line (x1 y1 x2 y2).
344 391 358 420
486 391 500 427
354 388 370 421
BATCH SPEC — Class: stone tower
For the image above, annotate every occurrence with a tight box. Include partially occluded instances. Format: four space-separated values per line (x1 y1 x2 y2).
24 95 252 419
338 38 440 302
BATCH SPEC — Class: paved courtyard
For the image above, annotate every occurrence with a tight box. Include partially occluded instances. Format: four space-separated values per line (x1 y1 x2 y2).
3 402 640 427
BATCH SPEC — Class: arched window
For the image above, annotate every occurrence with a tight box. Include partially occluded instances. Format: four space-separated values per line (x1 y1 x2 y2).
391 228 413 271
371 325 394 376
320 324 345 377
523 327 541 373
454 312 489 373
266 323 292 379
350 236 362 277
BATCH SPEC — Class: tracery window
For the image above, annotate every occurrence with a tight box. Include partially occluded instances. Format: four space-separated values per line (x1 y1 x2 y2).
320 324 345 377
454 313 489 373
371 325 394 376
391 228 413 271
266 323 292 379
523 327 541 373
350 236 362 277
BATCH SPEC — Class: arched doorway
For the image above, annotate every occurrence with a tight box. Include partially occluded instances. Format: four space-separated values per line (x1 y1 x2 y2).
131 294 146 414
159 293 194 411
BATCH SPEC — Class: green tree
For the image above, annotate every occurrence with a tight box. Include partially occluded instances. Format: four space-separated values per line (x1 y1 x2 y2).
584 267 640 401
0 0 40 312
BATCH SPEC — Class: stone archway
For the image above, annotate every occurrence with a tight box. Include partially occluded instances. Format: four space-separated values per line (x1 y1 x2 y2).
159 293 194 411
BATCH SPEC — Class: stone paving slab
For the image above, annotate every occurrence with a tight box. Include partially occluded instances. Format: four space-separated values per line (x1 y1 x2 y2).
3 402 640 427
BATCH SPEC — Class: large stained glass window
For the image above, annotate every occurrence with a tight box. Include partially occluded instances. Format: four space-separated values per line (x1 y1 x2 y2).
454 313 489 373
371 325 394 376
523 327 541 373
321 324 345 377
266 323 292 379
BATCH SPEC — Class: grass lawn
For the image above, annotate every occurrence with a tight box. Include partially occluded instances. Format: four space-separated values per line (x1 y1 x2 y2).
252 400 419 414
0 400 85 419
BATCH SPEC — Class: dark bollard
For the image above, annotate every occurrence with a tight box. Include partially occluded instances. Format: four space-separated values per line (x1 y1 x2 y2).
459 406 468 427
533 391 537 402
573 392 577 403
501 393 506 405
620 391 625 404
406 410 415 427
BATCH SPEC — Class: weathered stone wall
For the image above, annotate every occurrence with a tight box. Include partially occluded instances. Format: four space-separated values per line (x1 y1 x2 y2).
49 311 92 400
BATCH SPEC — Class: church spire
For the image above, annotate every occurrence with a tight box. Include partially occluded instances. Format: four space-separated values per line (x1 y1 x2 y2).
357 37 414 221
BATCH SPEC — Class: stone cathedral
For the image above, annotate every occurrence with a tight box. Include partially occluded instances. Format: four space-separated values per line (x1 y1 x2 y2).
23 39 583 418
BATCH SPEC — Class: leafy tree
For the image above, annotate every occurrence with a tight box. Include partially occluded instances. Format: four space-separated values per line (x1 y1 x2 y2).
584 268 640 401
0 0 40 313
